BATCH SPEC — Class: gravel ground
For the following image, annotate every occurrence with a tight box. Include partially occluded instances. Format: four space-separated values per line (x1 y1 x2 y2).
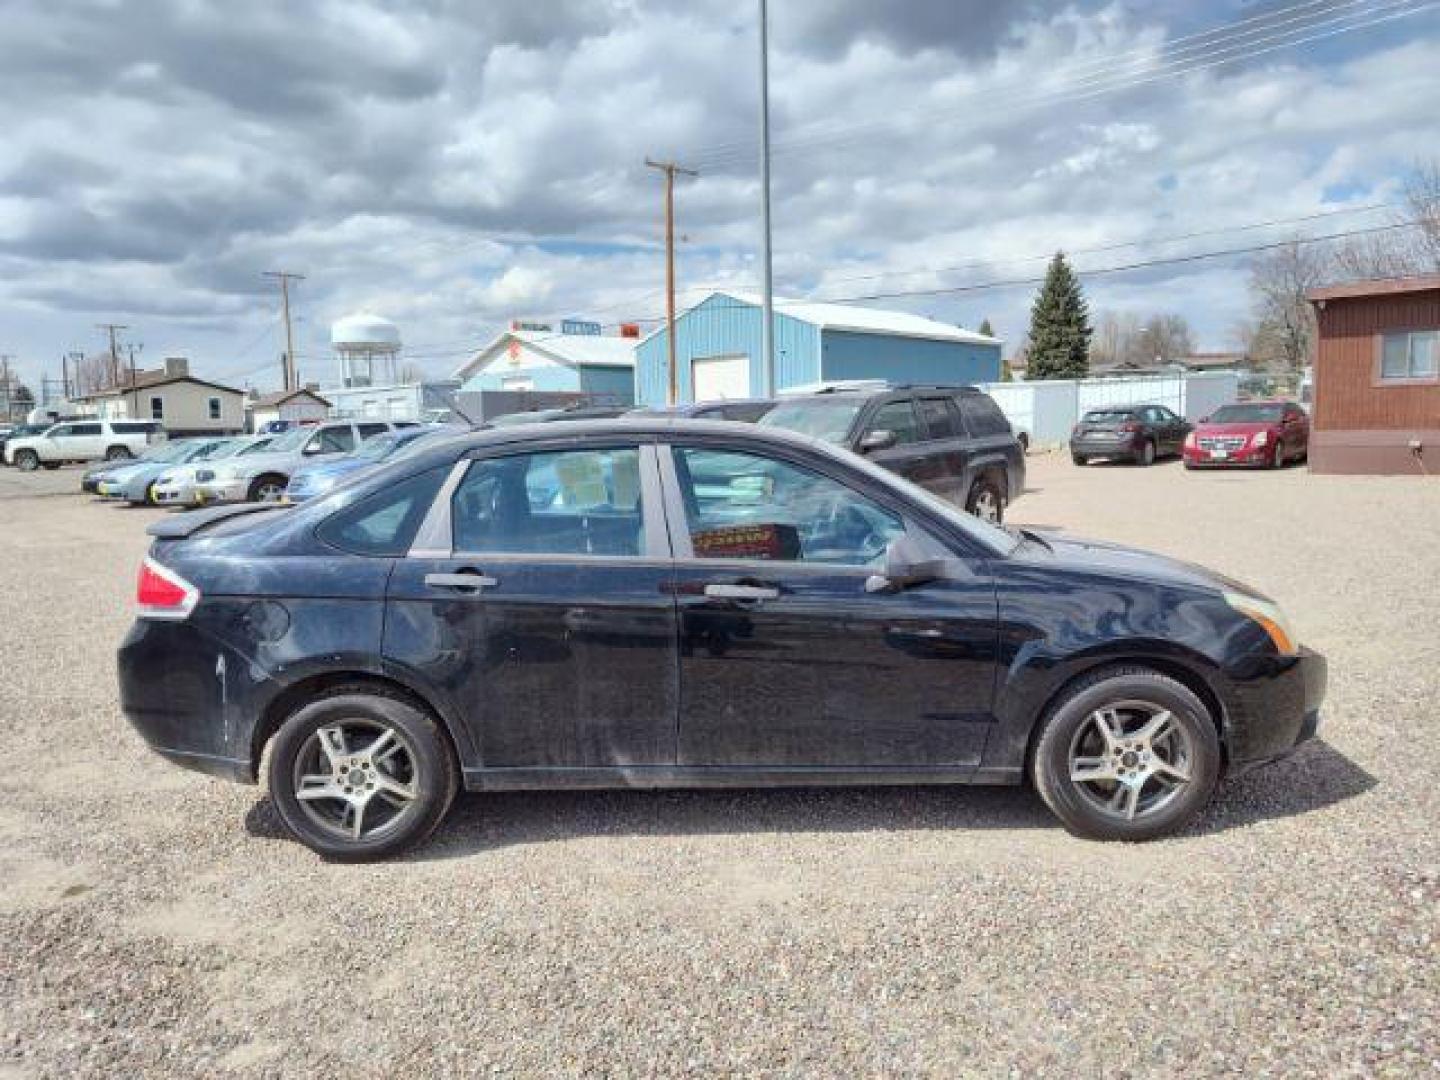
2 453 1437 1077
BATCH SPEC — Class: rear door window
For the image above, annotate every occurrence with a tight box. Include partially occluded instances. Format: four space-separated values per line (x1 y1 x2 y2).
70 423 103 437
864 400 922 446
915 398 958 440
357 423 389 440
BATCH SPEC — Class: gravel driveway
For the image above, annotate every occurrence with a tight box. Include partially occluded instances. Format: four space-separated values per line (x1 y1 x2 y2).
3 454 1436 1076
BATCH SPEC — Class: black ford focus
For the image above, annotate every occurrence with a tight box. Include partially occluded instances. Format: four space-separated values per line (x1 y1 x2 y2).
120 420 1326 860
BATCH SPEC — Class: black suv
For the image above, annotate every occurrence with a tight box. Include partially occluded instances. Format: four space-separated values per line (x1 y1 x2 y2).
760 384 1025 522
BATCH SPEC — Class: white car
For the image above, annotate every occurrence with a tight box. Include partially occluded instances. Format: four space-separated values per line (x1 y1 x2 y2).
193 420 414 503
149 435 278 507
5 419 166 470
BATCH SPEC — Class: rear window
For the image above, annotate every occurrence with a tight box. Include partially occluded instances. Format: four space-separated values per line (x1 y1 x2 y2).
1082 409 1137 424
957 394 1012 436
316 467 447 556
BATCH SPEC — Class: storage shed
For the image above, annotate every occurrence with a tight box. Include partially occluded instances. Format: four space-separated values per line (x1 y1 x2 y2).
455 327 637 405
635 291 1002 406
1305 274 1439 474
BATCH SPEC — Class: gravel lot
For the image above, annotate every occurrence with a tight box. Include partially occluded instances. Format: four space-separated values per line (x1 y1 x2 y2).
3 453 1436 1076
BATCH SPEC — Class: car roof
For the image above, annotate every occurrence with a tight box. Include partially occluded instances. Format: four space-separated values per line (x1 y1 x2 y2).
777 384 979 404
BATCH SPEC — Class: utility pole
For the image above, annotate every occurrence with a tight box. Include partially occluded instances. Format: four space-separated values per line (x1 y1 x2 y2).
263 271 305 391
644 158 698 405
0 355 13 424
126 342 143 418
63 351 82 400
97 323 128 388
757 0 776 397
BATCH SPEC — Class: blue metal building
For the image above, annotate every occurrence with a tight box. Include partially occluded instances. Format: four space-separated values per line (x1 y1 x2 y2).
635 291 1002 405
454 327 637 404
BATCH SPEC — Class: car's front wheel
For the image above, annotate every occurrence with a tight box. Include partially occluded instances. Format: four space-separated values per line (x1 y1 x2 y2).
248 474 287 502
1031 667 1220 841
267 690 459 861
14 450 39 471
105 445 132 461
1134 439 1156 467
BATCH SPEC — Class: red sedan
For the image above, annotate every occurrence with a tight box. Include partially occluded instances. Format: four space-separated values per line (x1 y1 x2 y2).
1184 401 1310 469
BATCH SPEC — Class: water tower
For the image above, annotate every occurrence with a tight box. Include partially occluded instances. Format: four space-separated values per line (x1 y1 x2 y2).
331 312 401 388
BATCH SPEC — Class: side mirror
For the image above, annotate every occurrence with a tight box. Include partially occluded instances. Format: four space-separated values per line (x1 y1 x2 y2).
865 535 948 593
858 429 898 454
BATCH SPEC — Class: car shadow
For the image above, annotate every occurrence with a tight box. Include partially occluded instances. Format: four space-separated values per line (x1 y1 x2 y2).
1084 456 1184 468
241 740 1374 861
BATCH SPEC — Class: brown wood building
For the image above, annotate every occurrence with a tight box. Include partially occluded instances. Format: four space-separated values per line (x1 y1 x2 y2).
1305 274 1440 475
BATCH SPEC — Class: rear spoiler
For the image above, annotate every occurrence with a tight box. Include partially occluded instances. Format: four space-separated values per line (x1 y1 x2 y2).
146 503 291 540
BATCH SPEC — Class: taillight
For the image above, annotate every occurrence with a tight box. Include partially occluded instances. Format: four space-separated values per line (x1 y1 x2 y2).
1119 422 1141 433
137 556 199 620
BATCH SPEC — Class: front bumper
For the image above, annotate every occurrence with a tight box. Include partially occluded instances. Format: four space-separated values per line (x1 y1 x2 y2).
152 481 198 506
1223 645 1328 770
194 478 250 504
1184 445 1271 467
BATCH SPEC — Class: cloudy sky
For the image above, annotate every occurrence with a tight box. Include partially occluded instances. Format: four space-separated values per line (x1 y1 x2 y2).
2 0 1437 393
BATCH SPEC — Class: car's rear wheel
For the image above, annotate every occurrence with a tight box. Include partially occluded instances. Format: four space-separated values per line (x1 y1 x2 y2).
965 476 1005 524
1072 453 1088 466
248 474 287 502
1031 667 1220 841
1135 439 1156 467
267 690 458 861
15 450 39 471
105 445 132 461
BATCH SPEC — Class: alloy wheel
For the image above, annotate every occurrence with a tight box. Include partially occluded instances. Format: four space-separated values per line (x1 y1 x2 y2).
1066 701 1194 823
291 720 420 842
255 480 285 501
972 487 1001 524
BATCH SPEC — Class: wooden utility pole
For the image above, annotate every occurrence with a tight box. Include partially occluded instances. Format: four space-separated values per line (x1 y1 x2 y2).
263 271 305 391
96 323 128 388
645 159 698 405
126 342 143 418
0 355 13 424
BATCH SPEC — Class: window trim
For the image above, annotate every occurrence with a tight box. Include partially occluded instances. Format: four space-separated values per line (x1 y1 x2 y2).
1374 328 1440 386
408 442 668 561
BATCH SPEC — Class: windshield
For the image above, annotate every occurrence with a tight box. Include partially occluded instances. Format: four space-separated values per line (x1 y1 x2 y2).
264 426 314 453
760 398 865 443
1209 403 1284 423
140 440 199 463
356 432 403 461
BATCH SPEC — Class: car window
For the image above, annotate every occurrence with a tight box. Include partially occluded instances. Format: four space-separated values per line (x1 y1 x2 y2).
47 425 74 438
317 466 448 556
451 446 644 557
956 395 1011 437
759 398 864 443
915 398 959 440
308 427 356 454
357 423 389 439
672 447 905 566
70 423 103 436
866 400 922 445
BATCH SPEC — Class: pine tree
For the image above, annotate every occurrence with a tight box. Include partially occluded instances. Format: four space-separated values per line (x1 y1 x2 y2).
978 317 995 338
1025 253 1091 380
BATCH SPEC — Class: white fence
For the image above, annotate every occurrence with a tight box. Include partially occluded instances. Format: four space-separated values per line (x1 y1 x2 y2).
979 372 1239 445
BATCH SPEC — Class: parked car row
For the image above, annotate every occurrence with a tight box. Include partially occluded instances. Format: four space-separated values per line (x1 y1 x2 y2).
1068 400 1310 471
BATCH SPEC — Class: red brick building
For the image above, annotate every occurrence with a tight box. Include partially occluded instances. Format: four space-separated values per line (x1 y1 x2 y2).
1305 275 1440 475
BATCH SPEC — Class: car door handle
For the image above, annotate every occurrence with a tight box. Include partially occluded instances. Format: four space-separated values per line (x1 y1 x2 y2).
704 583 780 602
424 571 497 593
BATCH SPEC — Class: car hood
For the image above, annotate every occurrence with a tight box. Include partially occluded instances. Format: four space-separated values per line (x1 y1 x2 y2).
1012 529 1262 598
214 450 299 475
1193 422 1275 437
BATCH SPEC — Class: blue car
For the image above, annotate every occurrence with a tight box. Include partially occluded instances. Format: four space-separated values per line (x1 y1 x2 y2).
95 437 235 505
119 418 1326 860
284 425 464 502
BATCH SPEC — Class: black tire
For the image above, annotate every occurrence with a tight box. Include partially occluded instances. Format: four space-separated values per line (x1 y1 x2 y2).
1270 441 1286 469
104 445 132 461
248 474 287 502
1030 666 1221 841
15 450 39 472
1071 453 1088 466
1134 439 1156 467
964 475 1005 524
1017 432 1030 453
267 689 459 861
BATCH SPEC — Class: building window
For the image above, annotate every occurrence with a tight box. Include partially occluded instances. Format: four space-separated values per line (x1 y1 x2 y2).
150 396 164 420
1380 330 1438 381
208 397 221 420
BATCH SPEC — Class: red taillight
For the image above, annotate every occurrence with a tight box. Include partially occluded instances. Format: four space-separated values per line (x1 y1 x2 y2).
137 557 198 619
1119 422 1141 433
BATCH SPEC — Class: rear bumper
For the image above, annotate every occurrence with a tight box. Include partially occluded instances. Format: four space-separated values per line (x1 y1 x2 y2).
1223 645 1328 770
1070 436 1140 457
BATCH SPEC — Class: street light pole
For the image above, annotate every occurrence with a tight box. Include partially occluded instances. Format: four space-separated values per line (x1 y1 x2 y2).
758 0 776 398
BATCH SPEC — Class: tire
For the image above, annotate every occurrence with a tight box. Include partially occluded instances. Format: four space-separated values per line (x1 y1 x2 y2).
1134 439 1156 467
248 474 287 502
15 450 39 472
1030 666 1221 841
1017 432 1030 453
1072 454 1088 466
104 445 132 461
267 689 459 861
1270 442 1286 469
965 475 1005 525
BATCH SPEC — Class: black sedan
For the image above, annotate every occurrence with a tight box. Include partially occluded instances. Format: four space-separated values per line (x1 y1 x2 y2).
1070 404 1191 466
119 420 1325 860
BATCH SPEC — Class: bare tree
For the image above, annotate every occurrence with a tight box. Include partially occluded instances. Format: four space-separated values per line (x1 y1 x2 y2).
1333 159 1440 278
1245 239 1332 372
1091 310 1192 368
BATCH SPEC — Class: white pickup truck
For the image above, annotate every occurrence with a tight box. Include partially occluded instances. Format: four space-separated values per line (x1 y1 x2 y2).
3 420 166 470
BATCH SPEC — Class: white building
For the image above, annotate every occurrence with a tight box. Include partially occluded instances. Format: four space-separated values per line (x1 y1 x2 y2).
75 357 246 435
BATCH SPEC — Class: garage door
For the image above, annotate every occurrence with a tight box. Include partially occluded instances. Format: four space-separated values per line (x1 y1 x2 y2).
692 354 750 400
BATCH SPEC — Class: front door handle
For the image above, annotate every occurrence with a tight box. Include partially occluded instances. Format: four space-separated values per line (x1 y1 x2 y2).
704 583 780 602
424 571 498 593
